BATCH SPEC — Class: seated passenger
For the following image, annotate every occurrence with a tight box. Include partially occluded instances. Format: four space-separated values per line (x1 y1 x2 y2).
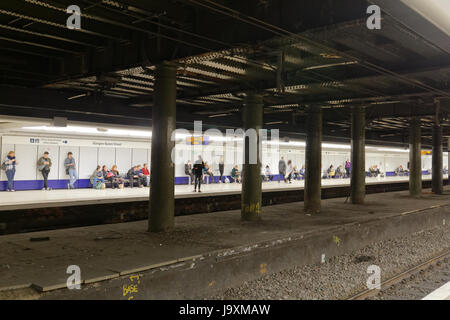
327 165 335 178
369 165 381 177
101 165 109 179
110 165 125 189
336 165 346 178
231 165 241 183
203 161 214 183
299 165 306 179
141 163 150 187
292 166 300 180
185 160 194 184
264 165 273 181
395 165 407 176
127 165 144 188
91 166 105 189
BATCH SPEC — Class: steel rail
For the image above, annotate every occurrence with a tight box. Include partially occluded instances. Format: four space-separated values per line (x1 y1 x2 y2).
347 248 450 300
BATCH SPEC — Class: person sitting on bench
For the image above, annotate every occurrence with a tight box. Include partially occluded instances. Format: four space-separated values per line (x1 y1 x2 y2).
91 166 105 189
127 165 144 188
231 165 241 183
185 160 194 184
264 165 273 181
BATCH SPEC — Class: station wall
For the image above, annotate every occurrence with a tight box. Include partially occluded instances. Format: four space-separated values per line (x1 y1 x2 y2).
0 134 448 190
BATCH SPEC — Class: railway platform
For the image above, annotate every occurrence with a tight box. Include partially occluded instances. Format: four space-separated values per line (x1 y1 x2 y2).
1 175 447 235
0 186 449 299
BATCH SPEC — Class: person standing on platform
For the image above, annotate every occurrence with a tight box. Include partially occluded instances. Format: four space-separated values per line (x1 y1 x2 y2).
278 156 286 183
193 155 205 192
218 156 225 183
37 151 52 190
64 152 78 189
2 151 18 192
345 160 351 178
141 163 150 187
285 160 294 183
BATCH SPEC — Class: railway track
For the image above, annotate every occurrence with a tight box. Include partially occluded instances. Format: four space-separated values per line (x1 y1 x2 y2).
348 249 450 300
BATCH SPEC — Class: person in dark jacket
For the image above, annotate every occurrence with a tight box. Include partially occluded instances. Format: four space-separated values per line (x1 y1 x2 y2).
109 165 124 189
192 156 204 192
37 151 52 190
3 151 18 192
127 165 144 188
278 157 286 183
218 156 224 183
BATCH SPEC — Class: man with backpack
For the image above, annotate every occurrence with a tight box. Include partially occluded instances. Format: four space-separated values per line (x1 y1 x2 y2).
37 151 52 190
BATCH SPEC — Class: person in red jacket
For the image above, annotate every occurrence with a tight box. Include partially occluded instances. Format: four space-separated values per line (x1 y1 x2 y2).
141 163 150 187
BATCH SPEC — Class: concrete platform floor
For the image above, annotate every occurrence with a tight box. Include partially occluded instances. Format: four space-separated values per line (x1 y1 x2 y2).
0 186 449 298
0 175 443 211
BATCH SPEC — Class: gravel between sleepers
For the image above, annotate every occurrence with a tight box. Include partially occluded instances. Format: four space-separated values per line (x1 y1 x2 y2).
206 224 450 300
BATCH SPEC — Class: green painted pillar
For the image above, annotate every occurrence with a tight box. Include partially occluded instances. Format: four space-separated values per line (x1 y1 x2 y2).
304 106 322 214
241 93 263 221
432 124 443 194
409 118 422 197
350 106 365 204
149 62 177 232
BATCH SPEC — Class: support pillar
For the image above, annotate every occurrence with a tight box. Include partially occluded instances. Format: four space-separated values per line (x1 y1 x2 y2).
241 93 263 221
149 62 177 232
304 107 322 214
409 118 422 197
432 124 443 194
350 106 366 204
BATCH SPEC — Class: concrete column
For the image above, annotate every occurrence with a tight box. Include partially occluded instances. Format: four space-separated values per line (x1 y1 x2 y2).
241 93 263 221
149 62 177 232
432 124 443 194
409 118 422 197
448 138 450 179
304 107 322 214
350 106 366 204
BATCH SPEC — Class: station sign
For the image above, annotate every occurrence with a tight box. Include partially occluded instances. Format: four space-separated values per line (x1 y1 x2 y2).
2 135 151 149
186 136 209 145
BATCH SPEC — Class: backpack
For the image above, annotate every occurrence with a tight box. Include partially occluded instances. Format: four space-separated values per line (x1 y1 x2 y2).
95 181 103 189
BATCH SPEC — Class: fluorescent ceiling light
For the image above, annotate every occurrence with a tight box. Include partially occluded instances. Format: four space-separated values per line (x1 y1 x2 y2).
401 0 450 36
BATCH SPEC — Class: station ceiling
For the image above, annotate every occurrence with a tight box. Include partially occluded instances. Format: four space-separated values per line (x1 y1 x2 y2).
0 0 449 148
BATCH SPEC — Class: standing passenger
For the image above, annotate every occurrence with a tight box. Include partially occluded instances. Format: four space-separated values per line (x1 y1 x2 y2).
64 152 77 189
193 156 204 192
278 157 286 183
141 163 150 187
285 160 294 183
37 151 52 190
218 156 224 183
3 151 18 192
345 160 351 178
